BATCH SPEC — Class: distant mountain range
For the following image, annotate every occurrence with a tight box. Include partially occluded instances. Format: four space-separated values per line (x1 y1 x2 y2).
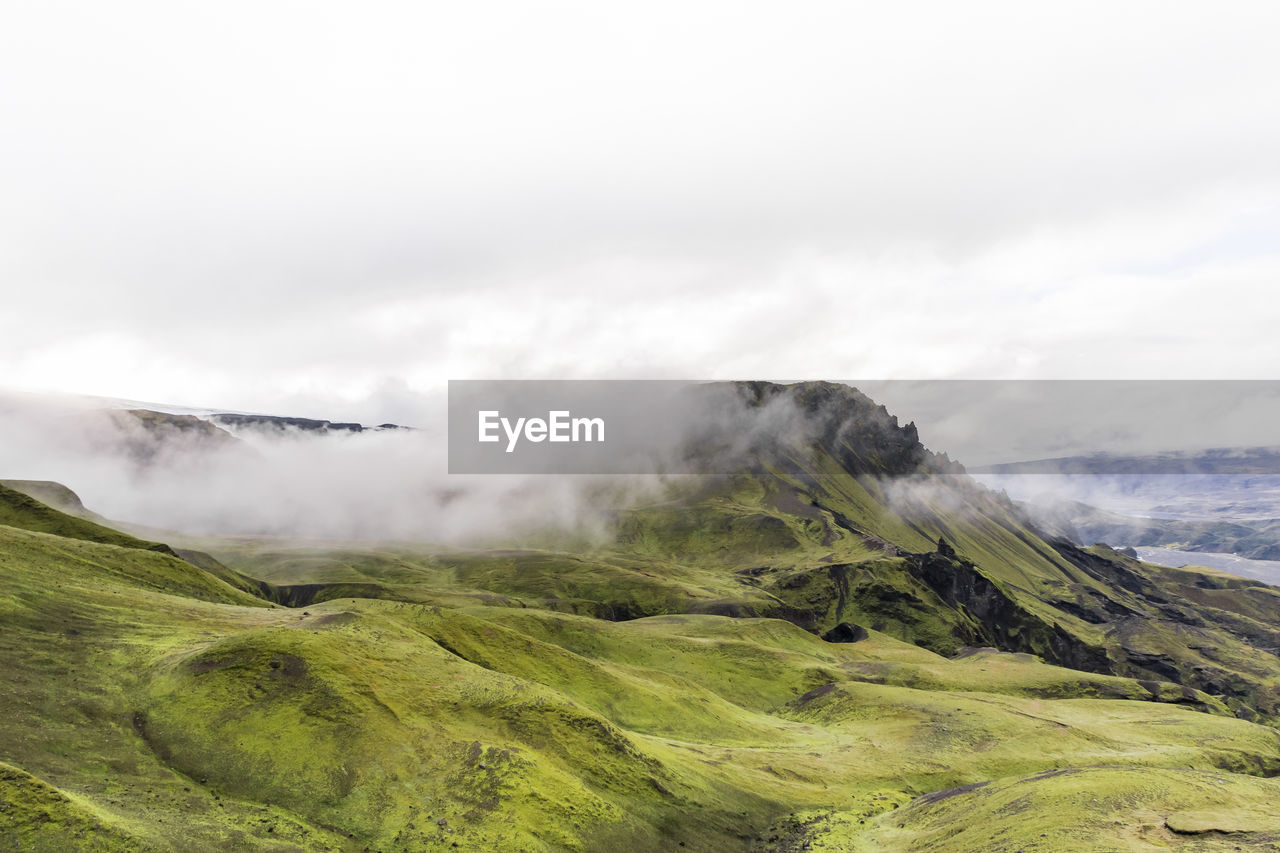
1024 495 1280 562
974 447 1280 566
974 446 1280 475
210 413 408 433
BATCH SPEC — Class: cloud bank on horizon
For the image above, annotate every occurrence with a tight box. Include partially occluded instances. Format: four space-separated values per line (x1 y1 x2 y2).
2 1 1279 424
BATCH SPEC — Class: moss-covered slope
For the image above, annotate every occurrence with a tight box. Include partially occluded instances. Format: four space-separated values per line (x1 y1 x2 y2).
7 382 1280 849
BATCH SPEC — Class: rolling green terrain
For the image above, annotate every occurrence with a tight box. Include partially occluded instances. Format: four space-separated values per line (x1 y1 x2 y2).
4 382 1280 851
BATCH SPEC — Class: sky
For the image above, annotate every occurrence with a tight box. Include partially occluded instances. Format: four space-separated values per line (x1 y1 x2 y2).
3 1 1280 426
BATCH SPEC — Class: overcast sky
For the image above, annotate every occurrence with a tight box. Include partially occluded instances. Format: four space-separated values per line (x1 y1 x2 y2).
3 2 1279 425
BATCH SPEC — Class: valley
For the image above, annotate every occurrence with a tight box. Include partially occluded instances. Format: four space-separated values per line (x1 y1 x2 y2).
3 382 1280 851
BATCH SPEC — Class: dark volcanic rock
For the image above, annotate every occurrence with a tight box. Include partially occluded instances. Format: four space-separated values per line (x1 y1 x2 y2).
905 544 1113 674
822 622 869 643
212 413 407 434
730 381 963 480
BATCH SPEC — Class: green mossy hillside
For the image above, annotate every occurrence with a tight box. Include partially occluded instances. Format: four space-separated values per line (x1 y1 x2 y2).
774 766 1280 852
6 511 1280 851
8 381 1280 849
0 482 172 554
0 761 152 853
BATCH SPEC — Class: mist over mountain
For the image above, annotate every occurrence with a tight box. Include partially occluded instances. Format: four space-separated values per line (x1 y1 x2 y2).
975 446 1280 581
0 389 623 542
0 382 955 543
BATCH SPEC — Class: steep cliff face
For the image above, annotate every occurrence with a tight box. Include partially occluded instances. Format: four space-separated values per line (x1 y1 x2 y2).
732 380 958 480
904 540 1113 674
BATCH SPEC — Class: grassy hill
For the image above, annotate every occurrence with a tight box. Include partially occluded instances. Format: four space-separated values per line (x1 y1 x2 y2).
0 482 176 553
5 382 1280 850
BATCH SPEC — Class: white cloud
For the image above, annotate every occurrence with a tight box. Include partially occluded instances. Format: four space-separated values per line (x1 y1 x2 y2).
1 1 1279 419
